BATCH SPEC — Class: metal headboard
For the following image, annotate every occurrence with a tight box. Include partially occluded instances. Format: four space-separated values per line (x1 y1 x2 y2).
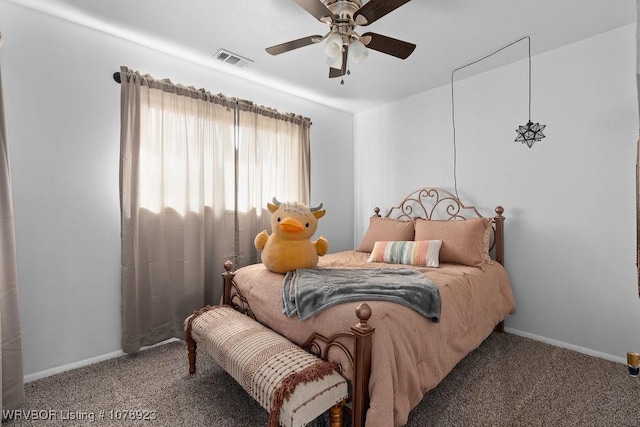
373 187 505 264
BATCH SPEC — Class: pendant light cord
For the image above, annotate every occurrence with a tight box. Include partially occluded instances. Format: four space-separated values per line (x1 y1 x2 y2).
527 37 532 123
451 36 531 198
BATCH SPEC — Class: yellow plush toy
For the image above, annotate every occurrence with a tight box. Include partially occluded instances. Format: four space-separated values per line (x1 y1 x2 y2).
255 198 329 274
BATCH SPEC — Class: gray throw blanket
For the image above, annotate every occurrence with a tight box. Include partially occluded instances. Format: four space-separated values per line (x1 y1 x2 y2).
282 268 441 322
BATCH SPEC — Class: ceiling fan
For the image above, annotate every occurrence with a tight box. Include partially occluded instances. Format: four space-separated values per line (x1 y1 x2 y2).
266 0 416 80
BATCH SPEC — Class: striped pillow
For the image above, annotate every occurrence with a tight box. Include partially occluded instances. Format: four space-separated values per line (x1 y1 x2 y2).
367 240 442 267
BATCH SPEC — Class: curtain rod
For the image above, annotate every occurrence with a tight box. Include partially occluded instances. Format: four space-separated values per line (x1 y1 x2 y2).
111 70 312 125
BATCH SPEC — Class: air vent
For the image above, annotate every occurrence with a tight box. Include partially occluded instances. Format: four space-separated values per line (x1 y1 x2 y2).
214 49 253 68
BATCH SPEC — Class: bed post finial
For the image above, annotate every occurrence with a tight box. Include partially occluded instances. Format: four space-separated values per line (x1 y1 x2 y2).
373 207 381 217
222 261 235 306
355 303 372 328
351 303 374 427
494 206 505 265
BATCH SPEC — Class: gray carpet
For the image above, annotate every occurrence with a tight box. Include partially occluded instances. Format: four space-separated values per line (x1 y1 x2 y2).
4 333 640 426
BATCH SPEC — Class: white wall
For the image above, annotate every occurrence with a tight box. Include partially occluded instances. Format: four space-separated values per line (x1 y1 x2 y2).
0 1 354 377
354 25 639 362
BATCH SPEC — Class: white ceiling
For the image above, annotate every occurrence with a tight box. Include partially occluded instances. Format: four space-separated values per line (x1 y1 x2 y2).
9 0 636 112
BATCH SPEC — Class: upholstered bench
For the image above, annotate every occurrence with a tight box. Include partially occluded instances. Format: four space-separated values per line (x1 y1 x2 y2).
185 306 349 427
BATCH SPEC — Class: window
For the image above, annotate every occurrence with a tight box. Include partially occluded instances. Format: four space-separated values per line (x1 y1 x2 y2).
137 96 309 216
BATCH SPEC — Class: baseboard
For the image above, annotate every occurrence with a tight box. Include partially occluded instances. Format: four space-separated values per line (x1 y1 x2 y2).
25 331 626 382
504 327 626 365
24 338 180 383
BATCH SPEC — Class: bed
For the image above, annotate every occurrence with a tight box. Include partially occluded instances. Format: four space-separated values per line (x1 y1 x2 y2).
218 187 516 427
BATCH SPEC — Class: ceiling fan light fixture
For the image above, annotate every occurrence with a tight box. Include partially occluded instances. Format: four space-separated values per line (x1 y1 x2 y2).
265 0 416 79
324 32 343 58
349 38 368 64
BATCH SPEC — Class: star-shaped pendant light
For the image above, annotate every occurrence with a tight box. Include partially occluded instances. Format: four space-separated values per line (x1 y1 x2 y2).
515 37 547 148
515 121 546 148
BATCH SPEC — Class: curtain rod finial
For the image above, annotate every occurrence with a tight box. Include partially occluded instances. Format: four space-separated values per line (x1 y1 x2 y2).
113 72 121 84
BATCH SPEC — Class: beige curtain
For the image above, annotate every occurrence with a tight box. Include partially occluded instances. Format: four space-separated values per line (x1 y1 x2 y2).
0 33 26 413
119 67 311 353
235 102 311 267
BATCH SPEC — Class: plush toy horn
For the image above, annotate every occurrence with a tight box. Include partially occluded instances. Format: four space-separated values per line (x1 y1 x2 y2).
271 197 282 207
310 202 324 212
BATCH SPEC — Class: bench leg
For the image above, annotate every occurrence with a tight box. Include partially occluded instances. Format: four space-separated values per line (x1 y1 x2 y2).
329 401 344 427
187 336 197 374
185 306 219 374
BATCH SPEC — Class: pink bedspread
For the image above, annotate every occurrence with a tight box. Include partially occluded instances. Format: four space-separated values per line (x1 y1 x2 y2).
231 251 516 427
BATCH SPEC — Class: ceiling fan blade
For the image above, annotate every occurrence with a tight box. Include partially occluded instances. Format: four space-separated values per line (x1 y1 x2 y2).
329 45 348 78
328 67 343 78
294 0 334 23
266 35 323 55
354 0 412 26
361 32 416 59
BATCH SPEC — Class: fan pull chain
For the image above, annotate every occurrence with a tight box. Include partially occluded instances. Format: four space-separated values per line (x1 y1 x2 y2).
341 54 351 85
